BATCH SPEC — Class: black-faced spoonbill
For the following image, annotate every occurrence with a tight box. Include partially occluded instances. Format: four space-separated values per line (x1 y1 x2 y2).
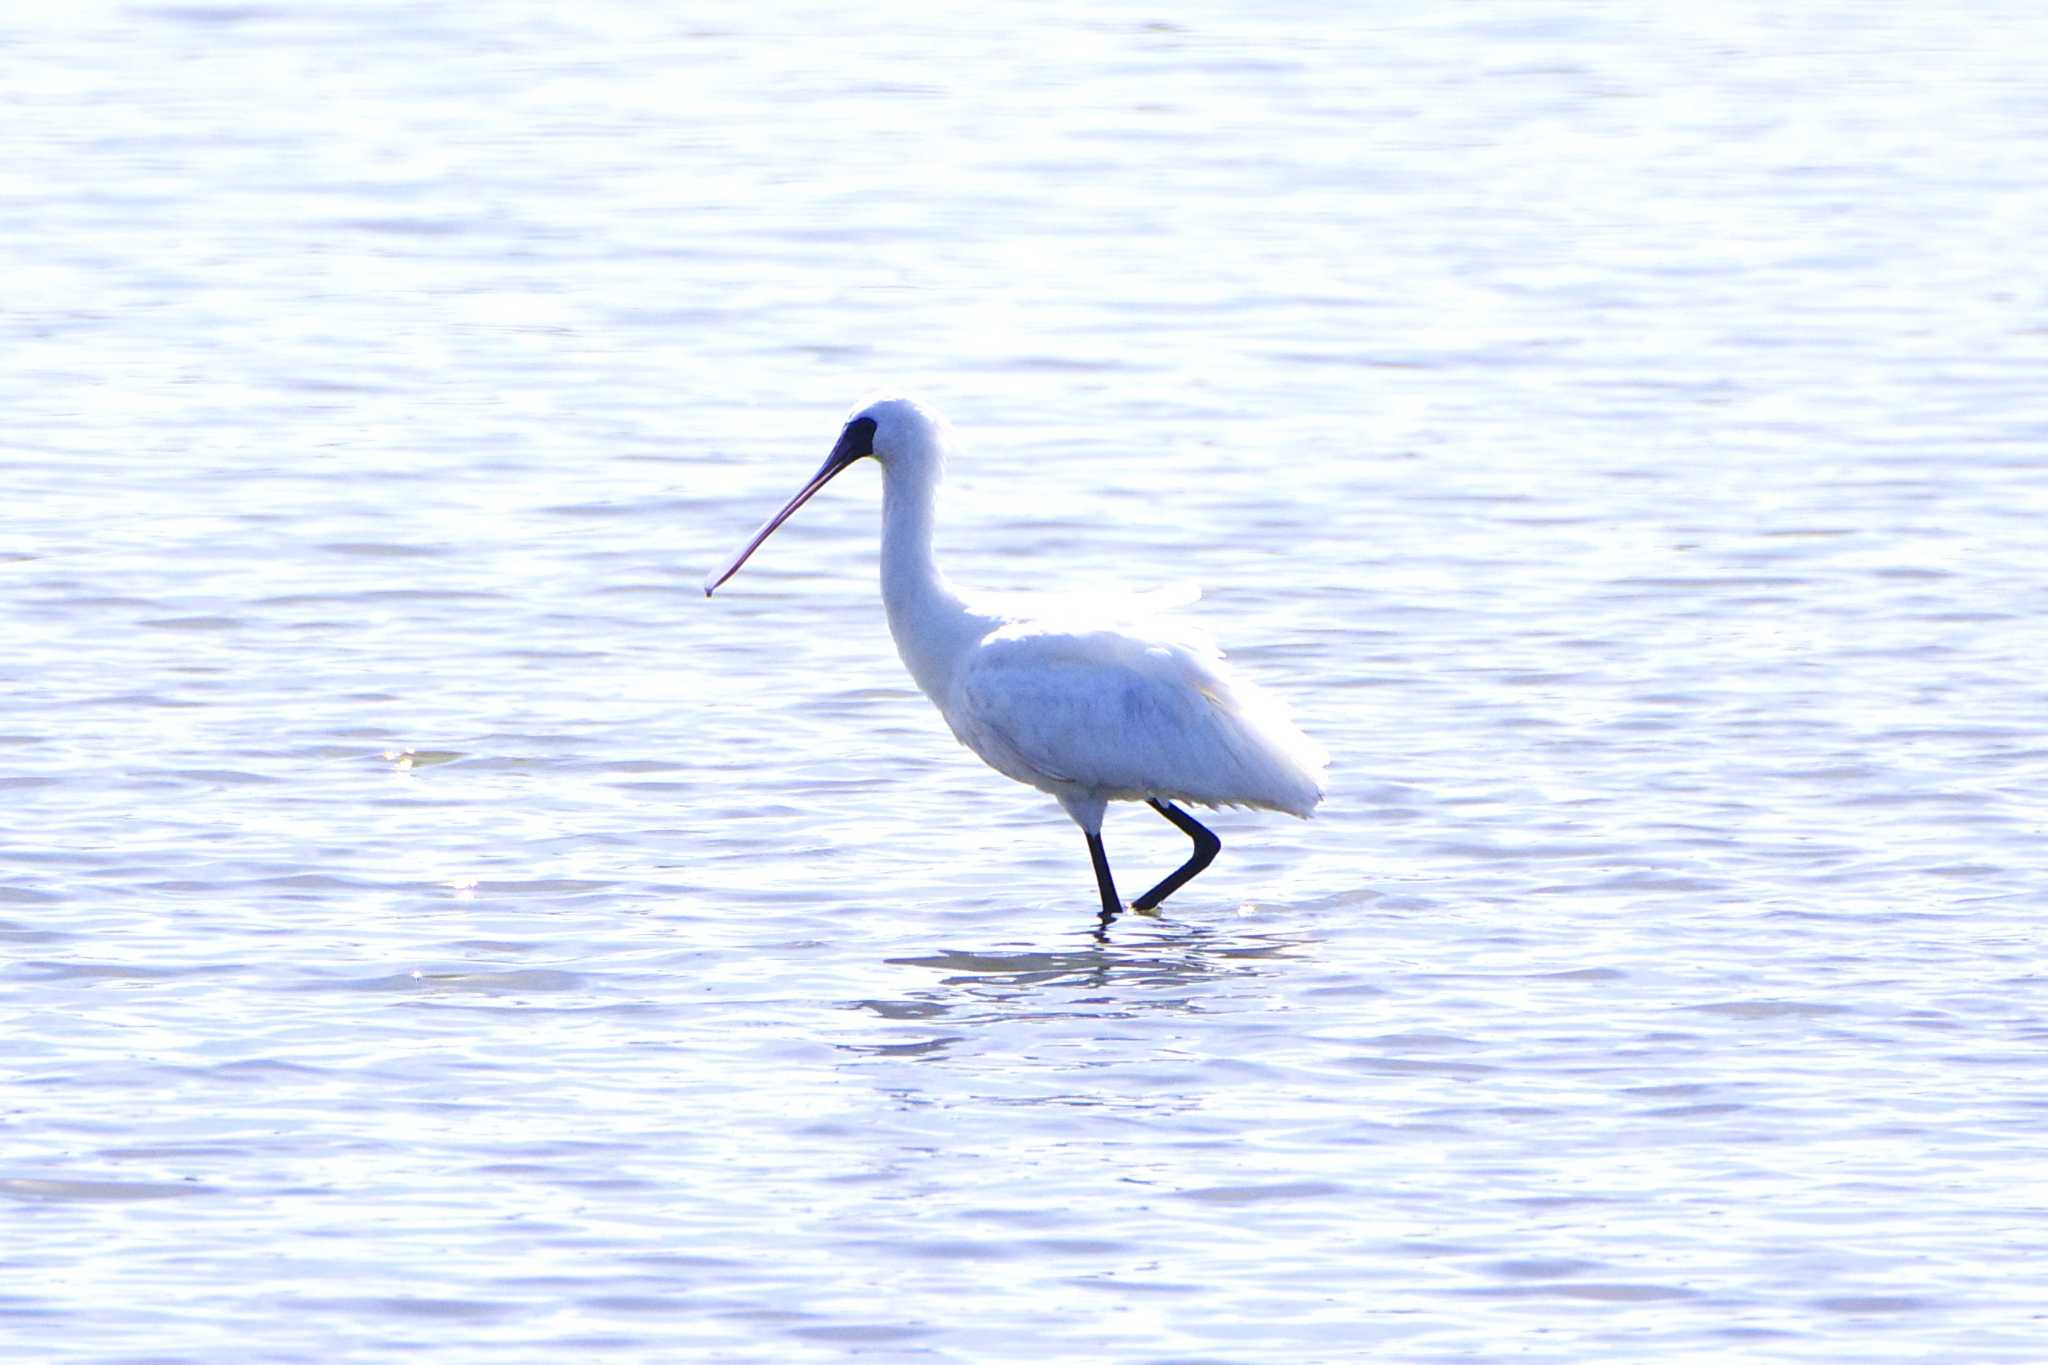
704 398 1326 927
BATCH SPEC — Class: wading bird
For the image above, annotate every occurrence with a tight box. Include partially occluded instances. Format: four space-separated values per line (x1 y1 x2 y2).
704 398 1325 927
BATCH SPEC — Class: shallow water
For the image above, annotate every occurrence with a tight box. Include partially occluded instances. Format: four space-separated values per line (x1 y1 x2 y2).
6 2 2048 1360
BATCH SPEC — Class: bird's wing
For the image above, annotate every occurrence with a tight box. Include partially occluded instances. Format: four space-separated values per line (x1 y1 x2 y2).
956 624 1324 813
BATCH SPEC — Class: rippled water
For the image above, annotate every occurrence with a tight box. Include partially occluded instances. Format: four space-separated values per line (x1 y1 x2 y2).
7 2 2047 1360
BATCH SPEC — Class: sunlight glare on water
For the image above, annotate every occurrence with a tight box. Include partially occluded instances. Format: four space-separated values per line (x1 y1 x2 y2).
4 1 2047 1360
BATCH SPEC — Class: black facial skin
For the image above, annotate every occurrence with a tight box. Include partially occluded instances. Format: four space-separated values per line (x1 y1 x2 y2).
835 416 877 462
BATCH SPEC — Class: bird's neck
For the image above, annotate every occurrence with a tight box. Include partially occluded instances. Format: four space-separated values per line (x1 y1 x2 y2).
879 459 990 703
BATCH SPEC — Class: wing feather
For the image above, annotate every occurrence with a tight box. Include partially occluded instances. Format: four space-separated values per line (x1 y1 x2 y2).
956 625 1325 815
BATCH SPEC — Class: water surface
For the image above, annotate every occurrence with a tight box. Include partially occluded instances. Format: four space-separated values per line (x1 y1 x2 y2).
5 3 2047 1360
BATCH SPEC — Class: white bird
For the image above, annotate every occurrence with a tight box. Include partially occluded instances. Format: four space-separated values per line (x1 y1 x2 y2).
704 398 1326 925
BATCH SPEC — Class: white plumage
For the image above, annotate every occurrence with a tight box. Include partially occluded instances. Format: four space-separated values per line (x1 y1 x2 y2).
957 621 1325 819
705 397 1326 923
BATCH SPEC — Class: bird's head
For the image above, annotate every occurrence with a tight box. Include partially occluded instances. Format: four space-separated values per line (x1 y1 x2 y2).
703 397 946 596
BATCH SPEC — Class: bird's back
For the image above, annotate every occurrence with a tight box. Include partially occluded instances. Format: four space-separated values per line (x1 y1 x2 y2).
951 621 1326 816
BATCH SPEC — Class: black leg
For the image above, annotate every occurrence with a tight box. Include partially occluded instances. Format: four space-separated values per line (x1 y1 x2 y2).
1131 800 1221 911
1085 830 1123 935
1086 831 1121 915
